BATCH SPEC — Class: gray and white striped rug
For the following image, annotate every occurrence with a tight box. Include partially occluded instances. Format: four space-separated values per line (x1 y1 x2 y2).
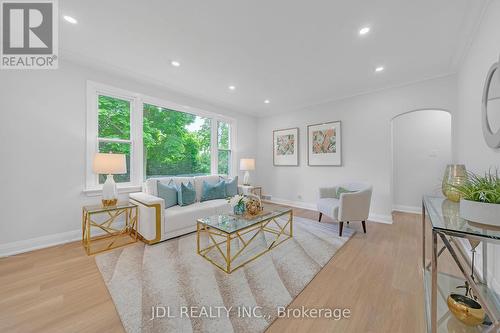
95 216 354 333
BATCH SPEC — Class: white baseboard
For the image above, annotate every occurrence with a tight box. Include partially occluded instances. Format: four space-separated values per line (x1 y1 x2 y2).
264 197 393 224
392 205 421 214
0 229 81 258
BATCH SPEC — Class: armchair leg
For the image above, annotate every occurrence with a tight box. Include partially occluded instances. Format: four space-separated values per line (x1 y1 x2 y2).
339 222 344 237
362 221 366 233
319 212 323 222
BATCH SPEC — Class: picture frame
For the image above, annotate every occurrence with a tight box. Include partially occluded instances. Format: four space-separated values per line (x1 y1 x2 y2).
273 127 299 166
307 121 342 166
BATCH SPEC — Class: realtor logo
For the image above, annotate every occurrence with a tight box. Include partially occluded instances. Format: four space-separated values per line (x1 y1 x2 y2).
1 0 58 69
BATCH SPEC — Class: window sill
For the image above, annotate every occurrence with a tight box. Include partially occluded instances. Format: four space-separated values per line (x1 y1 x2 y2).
83 185 142 197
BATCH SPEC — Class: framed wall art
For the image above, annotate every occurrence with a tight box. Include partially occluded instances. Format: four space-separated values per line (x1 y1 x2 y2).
273 127 299 166
307 121 342 166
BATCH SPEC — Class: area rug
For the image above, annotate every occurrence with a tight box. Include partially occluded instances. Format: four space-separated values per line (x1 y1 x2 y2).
95 216 354 333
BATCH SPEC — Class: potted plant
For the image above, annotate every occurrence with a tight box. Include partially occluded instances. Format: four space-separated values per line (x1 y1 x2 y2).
451 170 500 226
228 195 246 215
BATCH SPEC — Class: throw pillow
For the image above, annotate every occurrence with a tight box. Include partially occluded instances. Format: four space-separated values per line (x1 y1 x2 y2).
221 176 238 197
157 180 178 208
201 180 226 202
336 186 356 197
177 182 196 206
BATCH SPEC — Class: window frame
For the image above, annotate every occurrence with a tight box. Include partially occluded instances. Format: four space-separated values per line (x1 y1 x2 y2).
85 81 237 194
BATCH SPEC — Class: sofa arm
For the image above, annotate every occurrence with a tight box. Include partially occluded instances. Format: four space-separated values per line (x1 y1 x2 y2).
338 188 372 222
129 192 164 244
319 187 338 199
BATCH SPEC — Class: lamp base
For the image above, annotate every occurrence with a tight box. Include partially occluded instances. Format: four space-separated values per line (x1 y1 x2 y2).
243 171 250 186
102 174 118 207
102 198 118 207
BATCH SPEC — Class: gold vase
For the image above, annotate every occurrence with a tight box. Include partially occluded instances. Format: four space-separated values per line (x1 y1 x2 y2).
442 164 467 202
447 293 485 326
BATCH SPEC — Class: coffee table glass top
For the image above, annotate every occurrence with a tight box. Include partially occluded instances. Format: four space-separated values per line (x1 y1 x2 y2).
198 207 292 234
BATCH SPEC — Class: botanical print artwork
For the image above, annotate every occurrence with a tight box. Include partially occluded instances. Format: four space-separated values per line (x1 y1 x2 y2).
312 128 336 154
273 128 299 166
276 134 295 155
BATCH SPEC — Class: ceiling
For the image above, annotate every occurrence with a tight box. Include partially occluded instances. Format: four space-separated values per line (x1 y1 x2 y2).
60 0 488 116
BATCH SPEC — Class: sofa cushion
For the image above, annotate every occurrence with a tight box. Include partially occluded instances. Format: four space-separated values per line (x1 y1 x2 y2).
221 176 238 197
201 180 226 202
193 175 221 202
157 180 178 208
317 198 340 220
163 199 231 233
177 182 196 206
145 176 194 196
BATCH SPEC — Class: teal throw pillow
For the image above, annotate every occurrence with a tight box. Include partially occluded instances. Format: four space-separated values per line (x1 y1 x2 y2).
336 186 356 198
222 176 238 197
201 180 226 202
177 182 196 206
157 181 178 208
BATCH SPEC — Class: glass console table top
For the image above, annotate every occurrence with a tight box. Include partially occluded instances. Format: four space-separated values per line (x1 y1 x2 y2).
197 207 292 234
423 195 500 240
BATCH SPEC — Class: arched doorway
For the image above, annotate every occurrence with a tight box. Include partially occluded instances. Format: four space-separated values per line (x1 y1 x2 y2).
391 109 452 213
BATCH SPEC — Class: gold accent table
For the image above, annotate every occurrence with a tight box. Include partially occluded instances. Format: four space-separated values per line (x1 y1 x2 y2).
82 202 138 255
197 208 293 273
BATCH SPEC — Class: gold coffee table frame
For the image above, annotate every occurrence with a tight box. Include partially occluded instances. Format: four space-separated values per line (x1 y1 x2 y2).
197 209 293 273
82 202 138 255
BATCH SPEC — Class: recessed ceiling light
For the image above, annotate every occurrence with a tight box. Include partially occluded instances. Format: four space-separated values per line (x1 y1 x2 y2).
375 66 384 72
264 99 270 104
228 85 236 91
63 15 77 24
359 27 370 35
170 60 180 67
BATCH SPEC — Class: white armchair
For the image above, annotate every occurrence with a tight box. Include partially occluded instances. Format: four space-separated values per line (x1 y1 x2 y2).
317 183 373 237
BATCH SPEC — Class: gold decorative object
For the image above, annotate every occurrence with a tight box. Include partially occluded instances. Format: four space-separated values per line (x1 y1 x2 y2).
447 293 485 326
102 198 118 207
246 198 262 215
82 202 138 255
442 164 467 202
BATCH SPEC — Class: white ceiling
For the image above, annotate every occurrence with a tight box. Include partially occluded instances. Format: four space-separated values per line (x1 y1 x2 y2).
60 0 488 116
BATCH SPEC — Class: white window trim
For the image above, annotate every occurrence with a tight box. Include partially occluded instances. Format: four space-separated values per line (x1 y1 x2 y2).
85 81 237 194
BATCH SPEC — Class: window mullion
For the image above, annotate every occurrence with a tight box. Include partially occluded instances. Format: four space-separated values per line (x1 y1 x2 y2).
211 120 218 175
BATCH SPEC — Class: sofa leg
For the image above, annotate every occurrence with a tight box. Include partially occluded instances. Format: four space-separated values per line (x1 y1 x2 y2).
319 212 323 222
362 221 366 233
339 222 344 237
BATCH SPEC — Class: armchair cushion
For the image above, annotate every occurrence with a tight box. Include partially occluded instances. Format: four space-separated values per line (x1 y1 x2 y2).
317 198 340 220
336 186 355 197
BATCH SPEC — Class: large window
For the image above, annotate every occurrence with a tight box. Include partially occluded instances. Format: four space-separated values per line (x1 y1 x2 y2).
85 82 235 191
143 103 212 177
97 95 131 183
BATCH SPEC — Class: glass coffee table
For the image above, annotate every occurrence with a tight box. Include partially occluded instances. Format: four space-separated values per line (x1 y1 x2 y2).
197 208 293 273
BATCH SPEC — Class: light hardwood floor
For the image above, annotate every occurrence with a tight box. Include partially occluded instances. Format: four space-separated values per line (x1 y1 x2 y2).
0 207 439 333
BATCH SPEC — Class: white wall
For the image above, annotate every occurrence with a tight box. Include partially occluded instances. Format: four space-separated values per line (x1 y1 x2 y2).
256 75 457 223
454 0 500 294
392 110 452 212
0 60 258 255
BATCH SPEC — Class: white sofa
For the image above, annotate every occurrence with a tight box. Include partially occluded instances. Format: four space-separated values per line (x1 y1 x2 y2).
317 183 372 237
129 175 232 244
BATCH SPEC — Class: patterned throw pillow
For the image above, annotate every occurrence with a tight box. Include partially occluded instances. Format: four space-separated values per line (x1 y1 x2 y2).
177 182 196 206
201 180 227 202
221 176 238 197
157 180 178 208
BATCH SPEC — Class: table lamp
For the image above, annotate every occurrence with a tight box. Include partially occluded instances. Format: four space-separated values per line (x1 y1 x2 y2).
240 158 255 185
93 153 127 207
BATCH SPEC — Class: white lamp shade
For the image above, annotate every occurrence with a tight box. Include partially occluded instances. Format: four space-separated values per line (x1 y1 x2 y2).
93 153 127 174
240 158 255 171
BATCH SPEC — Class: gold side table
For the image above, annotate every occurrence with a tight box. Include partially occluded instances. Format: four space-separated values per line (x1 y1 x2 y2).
82 202 138 255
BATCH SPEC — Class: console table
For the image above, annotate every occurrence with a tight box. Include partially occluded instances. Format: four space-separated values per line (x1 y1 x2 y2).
422 195 500 332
